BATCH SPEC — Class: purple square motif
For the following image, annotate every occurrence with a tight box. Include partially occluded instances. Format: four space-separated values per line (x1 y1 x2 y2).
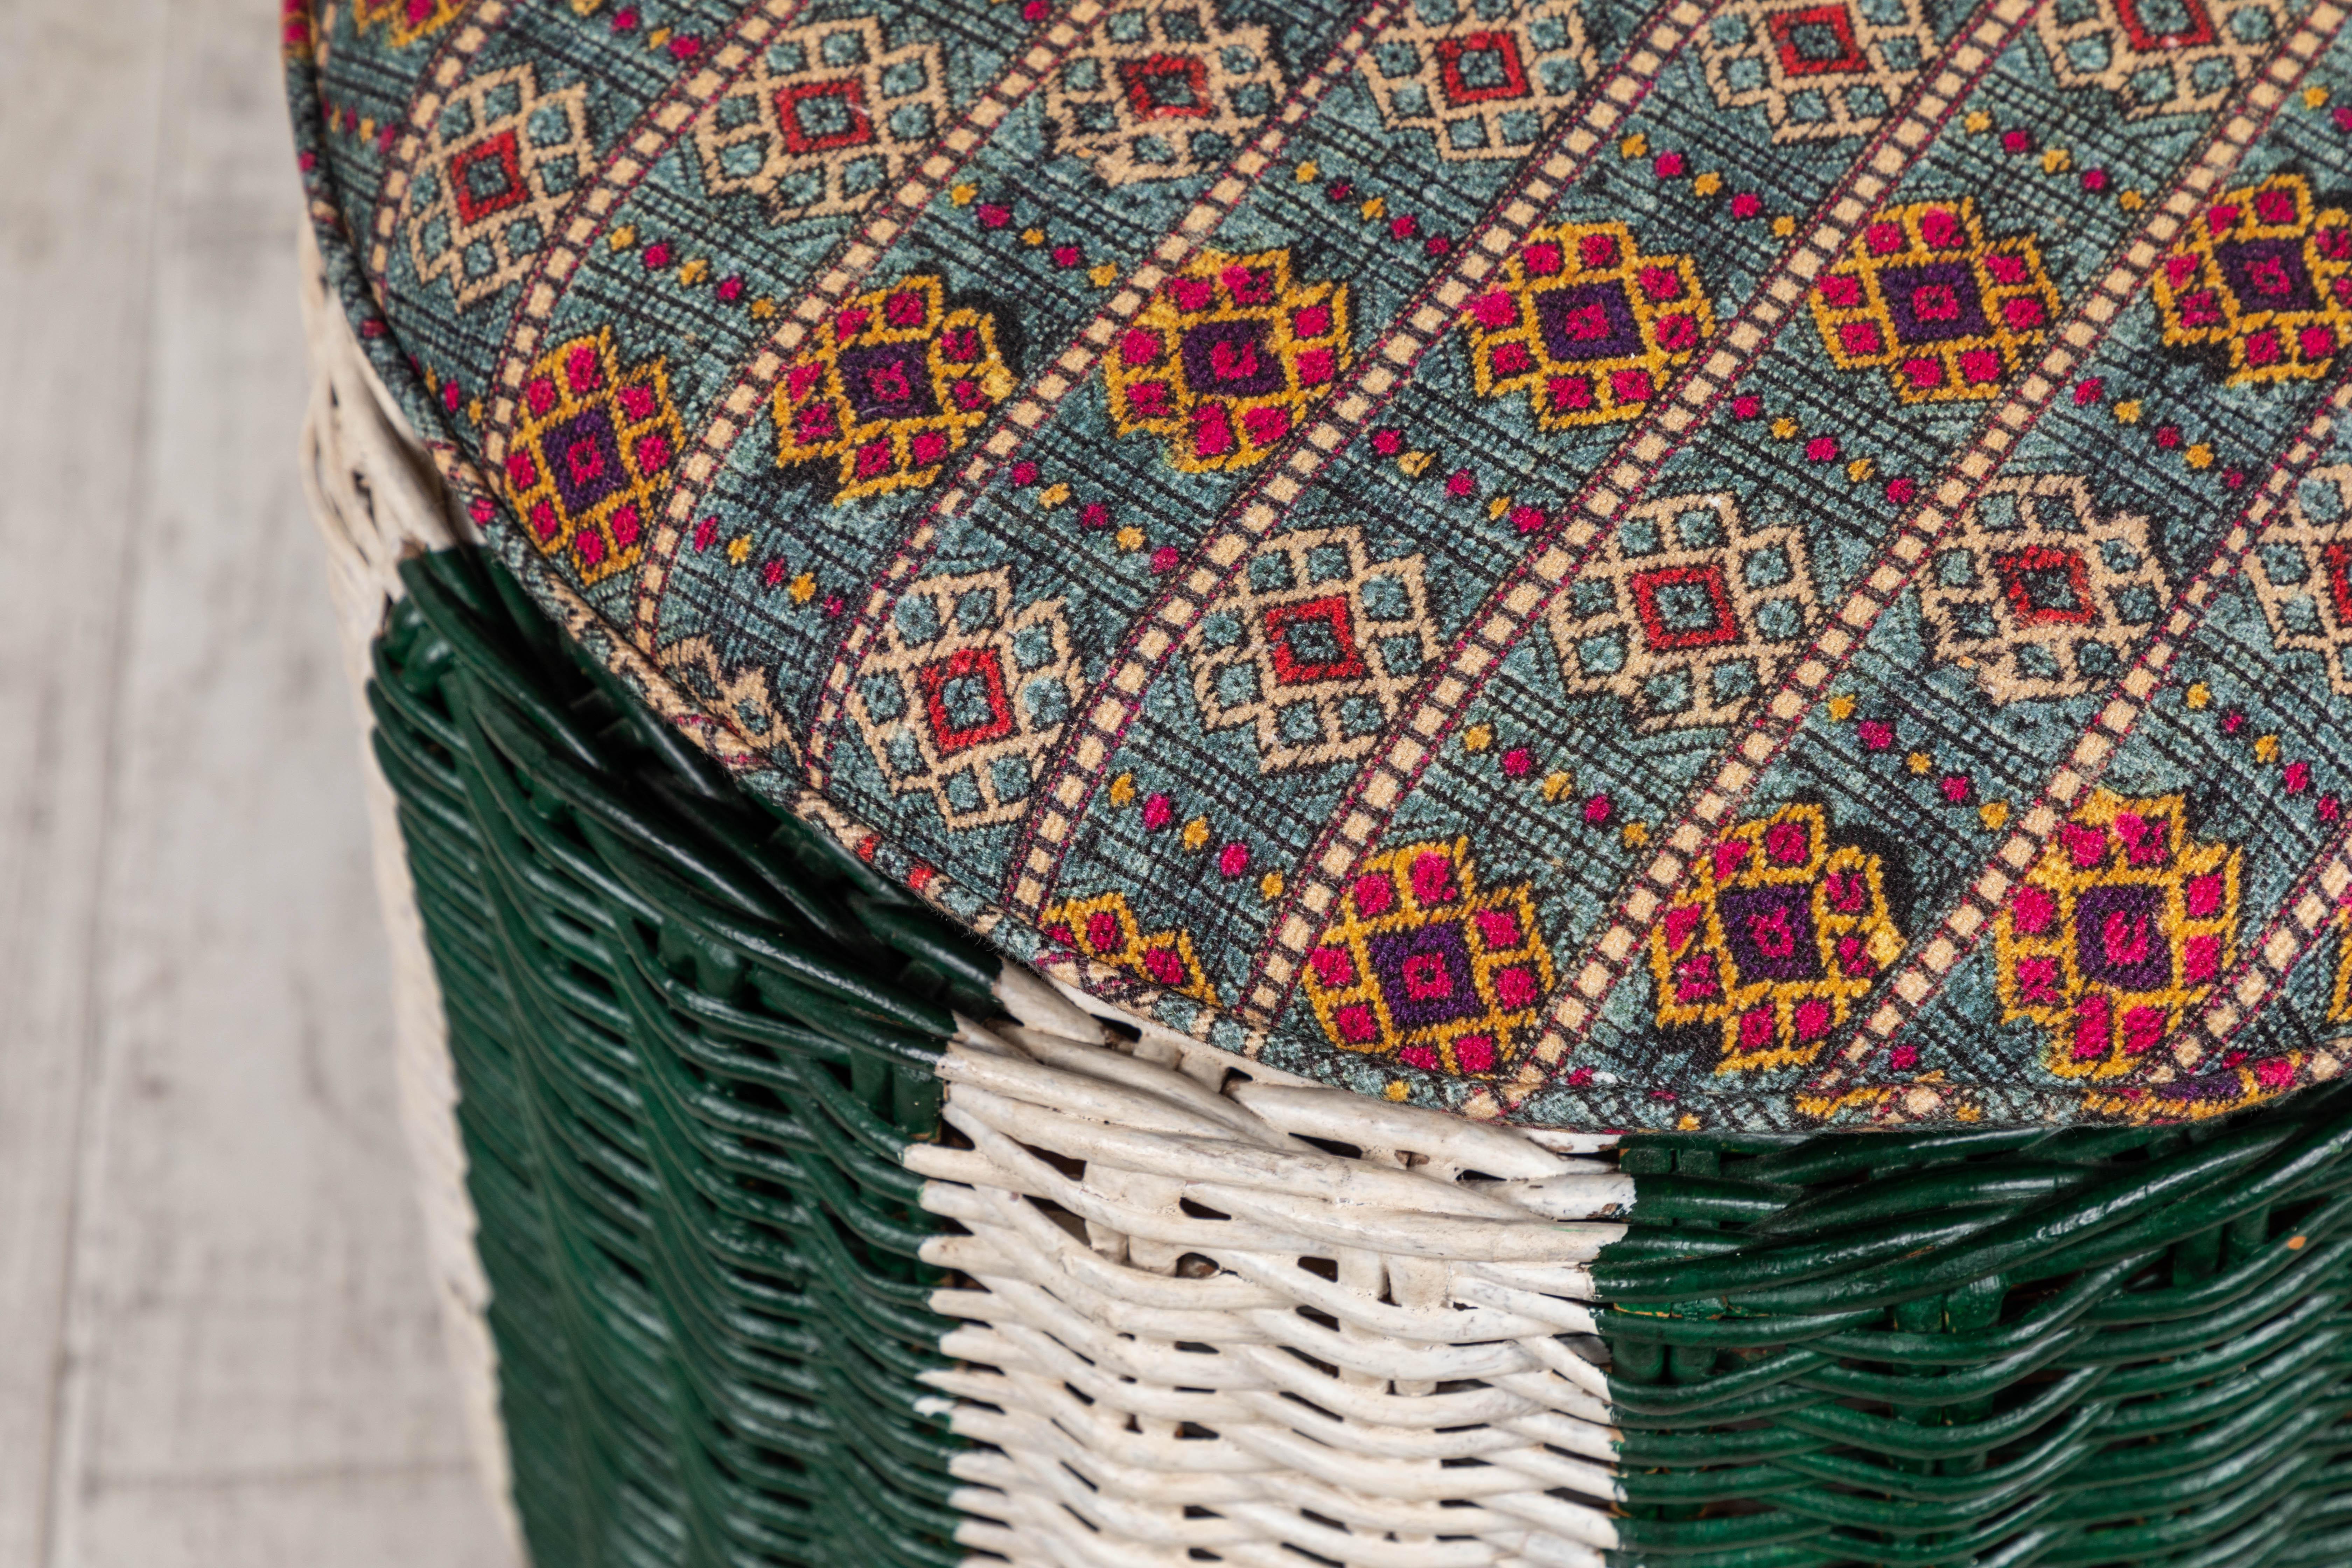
1719 884 1823 984
542 405 628 516
1881 261 1993 346
837 341 942 423
2172 1066 2254 1102
1180 318 1286 399
2215 238 2321 314
2075 883 2170 992
1367 921 1483 1030
1534 281 1644 363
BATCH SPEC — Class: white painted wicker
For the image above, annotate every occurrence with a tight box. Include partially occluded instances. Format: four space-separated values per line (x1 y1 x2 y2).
930 993 1628 1568
296 229 521 1557
299 228 1632 1566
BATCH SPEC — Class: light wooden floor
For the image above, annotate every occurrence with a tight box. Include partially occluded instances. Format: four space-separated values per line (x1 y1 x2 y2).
1 5 516 1564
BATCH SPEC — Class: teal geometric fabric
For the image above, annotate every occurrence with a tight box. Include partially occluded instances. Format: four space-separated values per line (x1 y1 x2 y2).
288 0 2352 1132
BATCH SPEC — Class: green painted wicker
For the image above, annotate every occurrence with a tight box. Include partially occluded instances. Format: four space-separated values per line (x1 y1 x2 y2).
369 542 2352 1568
369 546 976 1568
1599 1125 2352 1567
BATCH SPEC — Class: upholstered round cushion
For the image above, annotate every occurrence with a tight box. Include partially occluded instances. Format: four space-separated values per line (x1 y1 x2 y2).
288 0 2352 1130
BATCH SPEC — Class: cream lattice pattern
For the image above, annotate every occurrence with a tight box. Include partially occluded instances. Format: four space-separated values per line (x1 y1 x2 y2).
1358 0 1595 161
1547 490 1820 730
1043 2 1285 185
2037 0 2291 120
1698 0 1939 143
1919 473 2171 704
406 65 595 311
2247 464 2352 694
693 15 947 222
1186 526 1439 772
846 568 1083 830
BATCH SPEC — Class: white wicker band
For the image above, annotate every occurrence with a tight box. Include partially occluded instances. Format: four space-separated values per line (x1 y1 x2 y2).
943 984 1628 1568
299 234 1631 1567
298 229 522 1558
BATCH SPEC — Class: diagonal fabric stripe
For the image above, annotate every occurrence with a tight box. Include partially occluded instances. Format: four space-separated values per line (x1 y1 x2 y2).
1235 0 2044 1027
476 0 812 477
1507 1 2347 1114
999 0 1722 919
299 0 2352 1134
802 0 1402 783
362 0 504 291
630 0 1108 646
1804 369 2352 1111
2169 808 2352 1085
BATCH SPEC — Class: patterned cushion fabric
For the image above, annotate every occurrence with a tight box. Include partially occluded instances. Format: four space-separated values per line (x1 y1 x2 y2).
289 0 2352 1132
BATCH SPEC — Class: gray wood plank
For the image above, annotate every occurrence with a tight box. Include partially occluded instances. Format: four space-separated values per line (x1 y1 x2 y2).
0 2 172 1561
4 3 516 1564
59 1464 510 1567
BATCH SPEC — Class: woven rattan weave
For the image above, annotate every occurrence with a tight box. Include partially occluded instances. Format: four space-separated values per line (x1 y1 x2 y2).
285 0 2352 1545
362 532 2352 1568
370 545 979 1567
1601 1125 2352 1567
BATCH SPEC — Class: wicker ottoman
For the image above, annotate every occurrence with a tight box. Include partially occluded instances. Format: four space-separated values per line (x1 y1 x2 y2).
288 0 2352 1563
